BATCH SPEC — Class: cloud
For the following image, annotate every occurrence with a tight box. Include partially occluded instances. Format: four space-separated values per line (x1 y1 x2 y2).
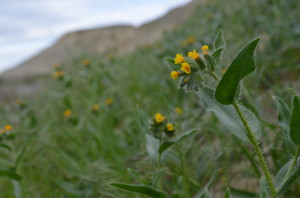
0 0 191 73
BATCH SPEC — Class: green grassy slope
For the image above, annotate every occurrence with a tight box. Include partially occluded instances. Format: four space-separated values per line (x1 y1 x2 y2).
0 0 299 197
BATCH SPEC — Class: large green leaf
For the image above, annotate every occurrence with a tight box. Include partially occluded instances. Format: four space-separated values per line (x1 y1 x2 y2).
110 183 168 198
158 128 199 154
0 170 22 181
214 29 225 50
198 86 261 143
215 38 260 105
290 96 300 145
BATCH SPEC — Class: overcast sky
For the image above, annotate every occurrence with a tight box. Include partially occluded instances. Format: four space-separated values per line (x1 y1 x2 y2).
0 0 191 73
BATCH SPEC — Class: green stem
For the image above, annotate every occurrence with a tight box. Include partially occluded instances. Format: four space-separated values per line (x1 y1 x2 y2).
282 146 300 183
233 101 277 198
210 72 220 81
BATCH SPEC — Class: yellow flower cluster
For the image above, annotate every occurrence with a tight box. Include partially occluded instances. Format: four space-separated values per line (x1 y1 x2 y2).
154 113 165 123
92 104 100 111
181 36 196 46
105 98 113 105
166 123 175 132
175 107 183 114
0 125 13 134
151 113 176 138
52 70 64 79
82 59 90 67
170 46 209 80
63 109 72 118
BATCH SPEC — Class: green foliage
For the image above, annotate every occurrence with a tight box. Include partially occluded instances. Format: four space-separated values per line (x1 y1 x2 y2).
0 170 22 181
1 0 300 197
214 29 225 50
158 128 199 154
198 86 261 143
215 38 259 105
110 183 168 198
290 96 300 145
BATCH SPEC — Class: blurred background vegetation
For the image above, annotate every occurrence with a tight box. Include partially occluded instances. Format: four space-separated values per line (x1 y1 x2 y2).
0 0 299 197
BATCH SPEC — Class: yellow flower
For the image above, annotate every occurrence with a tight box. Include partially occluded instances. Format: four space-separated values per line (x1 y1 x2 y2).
166 123 175 132
52 71 64 79
92 104 100 111
15 99 22 105
105 98 113 105
4 125 12 131
170 71 180 80
154 113 165 123
52 63 60 69
175 107 183 114
82 59 90 67
181 62 191 74
174 54 185 64
201 45 209 55
188 49 199 60
181 36 195 46
106 53 113 60
63 109 72 118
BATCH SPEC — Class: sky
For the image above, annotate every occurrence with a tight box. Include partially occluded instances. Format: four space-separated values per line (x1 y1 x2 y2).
0 0 191 73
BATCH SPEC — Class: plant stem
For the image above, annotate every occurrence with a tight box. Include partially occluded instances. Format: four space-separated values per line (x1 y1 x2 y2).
233 101 277 198
210 72 220 81
282 146 300 183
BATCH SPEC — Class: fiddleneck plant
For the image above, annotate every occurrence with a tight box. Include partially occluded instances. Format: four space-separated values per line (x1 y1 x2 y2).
110 30 300 198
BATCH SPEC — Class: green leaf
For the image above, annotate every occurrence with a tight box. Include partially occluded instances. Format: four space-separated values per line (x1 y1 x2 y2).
110 183 168 198
290 96 300 145
145 133 160 163
193 170 221 198
15 129 39 169
0 170 22 181
273 96 291 132
276 158 300 195
215 38 260 105
0 143 13 151
274 159 295 188
198 86 261 143
273 96 296 153
212 48 224 64
165 57 180 71
224 188 231 198
259 177 269 198
158 128 199 154
58 181 83 197
214 29 225 50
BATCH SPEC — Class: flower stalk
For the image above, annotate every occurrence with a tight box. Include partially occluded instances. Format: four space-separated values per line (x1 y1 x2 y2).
233 101 277 198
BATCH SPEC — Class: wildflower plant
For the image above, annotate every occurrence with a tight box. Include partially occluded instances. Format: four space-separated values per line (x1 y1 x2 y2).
111 30 300 198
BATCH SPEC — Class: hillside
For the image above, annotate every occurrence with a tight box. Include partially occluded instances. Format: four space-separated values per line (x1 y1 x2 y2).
0 0 199 81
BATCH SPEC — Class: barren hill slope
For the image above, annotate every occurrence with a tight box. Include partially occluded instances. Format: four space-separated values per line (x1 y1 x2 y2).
1 0 200 81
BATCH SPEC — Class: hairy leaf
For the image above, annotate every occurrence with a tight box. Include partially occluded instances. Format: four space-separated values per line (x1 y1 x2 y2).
158 128 199 154
214 29 225 50
198 86 261 143
215 38 260 105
